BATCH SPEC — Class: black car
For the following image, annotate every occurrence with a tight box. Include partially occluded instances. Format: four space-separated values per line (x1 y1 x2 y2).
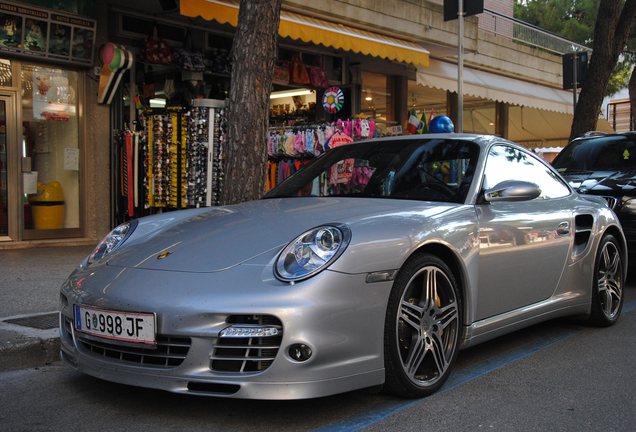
552 131 636 261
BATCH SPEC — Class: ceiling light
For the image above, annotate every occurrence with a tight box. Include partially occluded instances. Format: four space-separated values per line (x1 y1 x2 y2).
270 89 313 99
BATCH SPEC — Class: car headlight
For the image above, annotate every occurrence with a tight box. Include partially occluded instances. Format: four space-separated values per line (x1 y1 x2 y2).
275 224 351 282
87 221 137 266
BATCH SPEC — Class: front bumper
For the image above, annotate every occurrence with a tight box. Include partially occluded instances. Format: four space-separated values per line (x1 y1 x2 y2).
59 262 390 399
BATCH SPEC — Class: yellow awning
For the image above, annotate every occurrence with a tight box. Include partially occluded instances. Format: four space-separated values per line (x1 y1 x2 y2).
180 0 429 67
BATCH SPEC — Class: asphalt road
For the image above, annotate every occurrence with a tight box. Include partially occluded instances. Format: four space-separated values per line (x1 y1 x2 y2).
2 283 635 432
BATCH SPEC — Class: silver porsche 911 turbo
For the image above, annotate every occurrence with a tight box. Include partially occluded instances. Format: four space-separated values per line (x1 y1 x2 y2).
59 134 627 400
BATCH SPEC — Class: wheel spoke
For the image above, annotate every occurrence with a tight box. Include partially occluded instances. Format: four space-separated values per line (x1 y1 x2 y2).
400 300 423 331
403 335 427 377
430 333 449 375
425 268 438 310
437 302 458 330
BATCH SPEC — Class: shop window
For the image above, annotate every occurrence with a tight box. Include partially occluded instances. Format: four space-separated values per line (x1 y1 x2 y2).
463 100 496 135
407 79 448 125
361 71 393 130
20 64 80 231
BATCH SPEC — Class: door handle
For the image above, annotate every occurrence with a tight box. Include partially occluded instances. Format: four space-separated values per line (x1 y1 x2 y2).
557 221 570 235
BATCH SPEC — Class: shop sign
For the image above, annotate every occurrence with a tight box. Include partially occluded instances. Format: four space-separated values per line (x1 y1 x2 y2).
0 0 96 66
322 86 344 114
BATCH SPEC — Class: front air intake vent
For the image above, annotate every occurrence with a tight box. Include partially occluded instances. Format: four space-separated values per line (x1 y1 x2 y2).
211 315 283 373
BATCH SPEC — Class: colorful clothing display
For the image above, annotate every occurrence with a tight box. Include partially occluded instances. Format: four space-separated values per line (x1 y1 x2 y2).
266 118 376 192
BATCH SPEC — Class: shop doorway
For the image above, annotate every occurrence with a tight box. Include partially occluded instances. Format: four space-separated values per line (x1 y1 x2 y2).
0 61 84 242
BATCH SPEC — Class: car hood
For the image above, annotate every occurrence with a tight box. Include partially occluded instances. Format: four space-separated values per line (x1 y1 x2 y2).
106 198 445 273
559 170 636 196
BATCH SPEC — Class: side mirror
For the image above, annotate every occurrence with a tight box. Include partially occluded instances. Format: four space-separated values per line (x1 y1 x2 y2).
484 180 541 203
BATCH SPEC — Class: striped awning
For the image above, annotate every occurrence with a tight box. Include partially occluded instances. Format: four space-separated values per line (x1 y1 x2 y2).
180 0 429 67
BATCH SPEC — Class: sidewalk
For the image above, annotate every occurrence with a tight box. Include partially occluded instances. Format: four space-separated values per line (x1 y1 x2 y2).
0 244 95 372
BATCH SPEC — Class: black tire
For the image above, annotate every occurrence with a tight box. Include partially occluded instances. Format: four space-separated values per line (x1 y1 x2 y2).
588 234 624 327
383 253 461 398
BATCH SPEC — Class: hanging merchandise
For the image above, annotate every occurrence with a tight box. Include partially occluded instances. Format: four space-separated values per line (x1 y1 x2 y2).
308 55 329 89
165 107 189 209
142 23 172 65
142 66 155 100
188 99 226 207
289 52 310 85
173 30 206 72
322 87 344 113
266 118 376 192
163 70 176 102
273 63 290 85
147 112 169 207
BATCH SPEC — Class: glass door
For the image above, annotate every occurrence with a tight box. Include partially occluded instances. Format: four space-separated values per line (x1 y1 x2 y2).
0 91 19 241
21 63 81 240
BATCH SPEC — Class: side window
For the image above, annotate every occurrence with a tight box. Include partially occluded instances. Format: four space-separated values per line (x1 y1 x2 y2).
483 145 569 199
535 162 570 199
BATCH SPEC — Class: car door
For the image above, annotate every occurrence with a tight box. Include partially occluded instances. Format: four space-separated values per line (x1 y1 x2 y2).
475 144 573 321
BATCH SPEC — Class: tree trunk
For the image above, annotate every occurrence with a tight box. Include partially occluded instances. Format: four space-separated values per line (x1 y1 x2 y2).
569 0 636 141
630 68 636 131
223 0 282 205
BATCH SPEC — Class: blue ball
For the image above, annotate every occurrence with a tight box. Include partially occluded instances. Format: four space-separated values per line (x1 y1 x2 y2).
429 115 454 133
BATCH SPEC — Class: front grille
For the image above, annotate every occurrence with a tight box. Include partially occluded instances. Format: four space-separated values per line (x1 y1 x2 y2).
77 335 190 368
211 315 283 373
66 317 190 368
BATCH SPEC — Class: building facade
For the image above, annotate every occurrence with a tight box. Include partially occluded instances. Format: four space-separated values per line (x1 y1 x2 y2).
0 0 612 247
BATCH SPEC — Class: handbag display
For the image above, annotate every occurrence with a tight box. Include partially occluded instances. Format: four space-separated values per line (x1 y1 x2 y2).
142 23 172 65
272 63 290 85
173 30 206 72
308 55 329 89
289 52 310 85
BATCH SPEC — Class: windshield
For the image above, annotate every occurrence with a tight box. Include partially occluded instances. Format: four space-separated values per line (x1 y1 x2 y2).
263 138 480 204
552 135 636 172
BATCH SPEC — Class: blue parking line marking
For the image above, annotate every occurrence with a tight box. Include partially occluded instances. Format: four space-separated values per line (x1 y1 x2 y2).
313 299 636 432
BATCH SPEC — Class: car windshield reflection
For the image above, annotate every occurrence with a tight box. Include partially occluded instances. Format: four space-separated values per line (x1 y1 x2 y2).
262 138 480 204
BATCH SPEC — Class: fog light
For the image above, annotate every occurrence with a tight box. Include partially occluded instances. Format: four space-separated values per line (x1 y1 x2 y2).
219 326 279 338
289 344 312 361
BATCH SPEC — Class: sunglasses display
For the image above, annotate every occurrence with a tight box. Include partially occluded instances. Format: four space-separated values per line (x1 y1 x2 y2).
132 103 226 211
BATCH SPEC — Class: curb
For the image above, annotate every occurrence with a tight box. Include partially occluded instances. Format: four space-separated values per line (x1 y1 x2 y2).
0 312 61 372
0 337 60 372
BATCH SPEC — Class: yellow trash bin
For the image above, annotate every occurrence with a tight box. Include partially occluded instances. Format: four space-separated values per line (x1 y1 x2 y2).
31 181 65 229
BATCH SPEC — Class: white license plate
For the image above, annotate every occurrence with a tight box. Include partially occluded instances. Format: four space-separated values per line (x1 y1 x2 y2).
74 305 155 345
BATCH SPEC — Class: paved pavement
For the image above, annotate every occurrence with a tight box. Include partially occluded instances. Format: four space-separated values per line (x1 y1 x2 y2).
0 244 95 371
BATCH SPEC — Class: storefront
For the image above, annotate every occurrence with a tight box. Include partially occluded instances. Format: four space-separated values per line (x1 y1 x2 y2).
98 0 432 223
0 0 95 242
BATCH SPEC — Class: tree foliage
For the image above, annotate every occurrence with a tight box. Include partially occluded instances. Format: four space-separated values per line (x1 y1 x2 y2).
569 0 636 139
514 0 598 44
514 0 630 96
515 0 636 138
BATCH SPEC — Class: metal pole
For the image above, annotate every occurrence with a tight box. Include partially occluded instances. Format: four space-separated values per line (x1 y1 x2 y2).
457 0 464 133
572 52 577 114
